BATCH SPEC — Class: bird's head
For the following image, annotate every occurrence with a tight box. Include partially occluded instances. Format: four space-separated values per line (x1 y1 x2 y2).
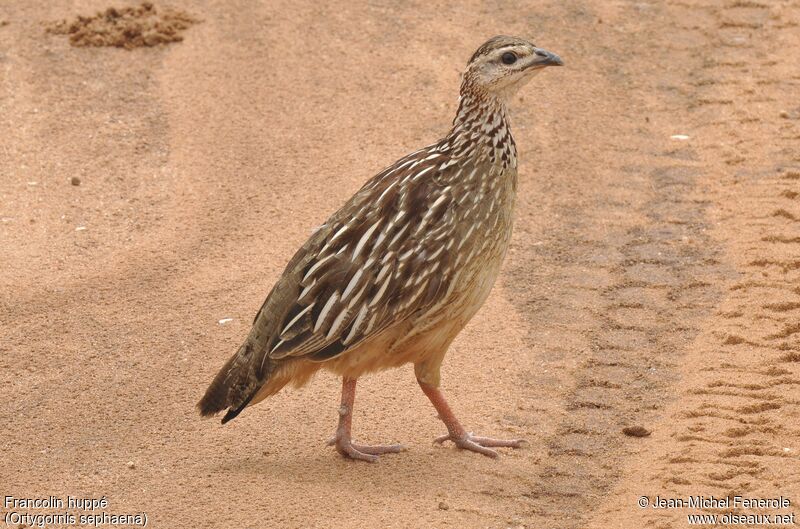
462 35 563 99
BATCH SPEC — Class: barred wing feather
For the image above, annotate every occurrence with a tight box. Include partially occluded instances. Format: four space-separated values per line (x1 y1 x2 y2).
263 149 458 363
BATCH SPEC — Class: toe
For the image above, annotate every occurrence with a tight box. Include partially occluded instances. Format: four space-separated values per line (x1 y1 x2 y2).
458 439 499 458
351 443 406 455
336 443 379 463
470 436 527 448
433 432 525 457
433 433 451 445
331 437 405 461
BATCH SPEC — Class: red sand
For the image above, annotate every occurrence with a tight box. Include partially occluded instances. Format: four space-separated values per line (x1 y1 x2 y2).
1 1 798 527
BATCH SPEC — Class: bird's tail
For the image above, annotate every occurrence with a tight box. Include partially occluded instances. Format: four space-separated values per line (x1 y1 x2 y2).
197 341 270 424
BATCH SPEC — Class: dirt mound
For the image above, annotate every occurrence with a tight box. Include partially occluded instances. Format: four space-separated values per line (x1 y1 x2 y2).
47 2 198 49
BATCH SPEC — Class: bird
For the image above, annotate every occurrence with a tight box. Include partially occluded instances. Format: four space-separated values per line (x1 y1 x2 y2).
198 35 563 461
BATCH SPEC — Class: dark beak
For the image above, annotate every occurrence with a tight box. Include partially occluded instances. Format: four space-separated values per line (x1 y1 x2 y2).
529 47 564 68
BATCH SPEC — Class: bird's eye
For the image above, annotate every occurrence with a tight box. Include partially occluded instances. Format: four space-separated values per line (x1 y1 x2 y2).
501 52 517 65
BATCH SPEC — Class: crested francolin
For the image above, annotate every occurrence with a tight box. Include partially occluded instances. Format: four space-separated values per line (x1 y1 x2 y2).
199 35 563 461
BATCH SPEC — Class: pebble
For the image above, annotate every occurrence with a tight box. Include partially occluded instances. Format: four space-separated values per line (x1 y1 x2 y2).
438 501 449 511
126 461 135 469
779 110 789 119
71 176 81 186
623 425 651 437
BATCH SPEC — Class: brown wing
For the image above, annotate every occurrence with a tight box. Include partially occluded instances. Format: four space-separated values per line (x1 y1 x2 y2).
253 144 462 366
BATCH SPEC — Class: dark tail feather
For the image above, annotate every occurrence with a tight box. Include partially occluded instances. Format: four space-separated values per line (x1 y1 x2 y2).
221 392 255 424
197 342 264 423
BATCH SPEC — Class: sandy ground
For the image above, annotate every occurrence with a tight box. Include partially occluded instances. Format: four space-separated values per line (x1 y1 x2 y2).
1 1 799 528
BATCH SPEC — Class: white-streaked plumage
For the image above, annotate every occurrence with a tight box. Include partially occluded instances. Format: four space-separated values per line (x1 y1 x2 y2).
198 35 563 461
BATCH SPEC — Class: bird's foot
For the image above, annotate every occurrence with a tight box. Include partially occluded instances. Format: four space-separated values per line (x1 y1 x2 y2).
327 437 406 462
433 431 527 458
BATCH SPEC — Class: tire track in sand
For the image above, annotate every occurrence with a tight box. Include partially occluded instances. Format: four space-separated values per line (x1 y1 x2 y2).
587 1 800 527
504 1 729 526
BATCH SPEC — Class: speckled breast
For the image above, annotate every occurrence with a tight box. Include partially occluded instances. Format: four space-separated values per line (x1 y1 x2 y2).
410 159 518 336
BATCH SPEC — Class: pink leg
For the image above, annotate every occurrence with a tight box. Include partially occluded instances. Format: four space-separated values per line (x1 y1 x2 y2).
418 380 526 458
327 377 405 462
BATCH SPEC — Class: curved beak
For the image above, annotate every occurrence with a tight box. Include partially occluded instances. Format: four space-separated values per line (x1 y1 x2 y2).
528 47 564 69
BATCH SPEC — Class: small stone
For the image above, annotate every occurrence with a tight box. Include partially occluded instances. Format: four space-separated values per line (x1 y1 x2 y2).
779 110 789 119
218 318 234 325
438 501 449 511
723 335 745 345
623 426 651 437
71 176 81 186
126 461 135 469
